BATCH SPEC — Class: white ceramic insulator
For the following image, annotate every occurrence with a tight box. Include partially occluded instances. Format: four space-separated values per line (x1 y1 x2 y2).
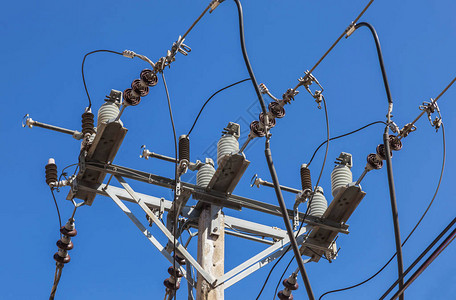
331 165 353 197
308 186 327 218
97 101 120 128
217 135 239 166
197 163 216 188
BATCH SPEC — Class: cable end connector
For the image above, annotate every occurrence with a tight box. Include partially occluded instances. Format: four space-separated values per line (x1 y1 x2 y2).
122 50 135 59
345 22 356 38
209 0 225 13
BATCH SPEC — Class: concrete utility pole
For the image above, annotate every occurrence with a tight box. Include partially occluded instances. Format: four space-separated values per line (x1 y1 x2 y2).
197 205 225 300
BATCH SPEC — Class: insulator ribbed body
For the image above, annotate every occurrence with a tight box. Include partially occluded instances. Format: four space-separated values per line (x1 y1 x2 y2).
178 135 190 162
97 101 120 127
217 135 239 166
308 187 327 218
196 163 215 188
45 160 58 185
81 110 95 135
300 164 312 192
331 165 352 197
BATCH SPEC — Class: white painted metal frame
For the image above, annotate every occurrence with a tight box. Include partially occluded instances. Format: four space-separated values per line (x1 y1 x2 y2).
103 176 315 290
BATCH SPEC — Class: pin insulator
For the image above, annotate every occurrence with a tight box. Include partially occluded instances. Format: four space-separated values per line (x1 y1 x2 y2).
45 161 58 186
376 144 392 160
300 164 312 192
178 135 190 162
174 253 186 265
283 279 299 290
167 266 183 278
277 290 293 300
81 110 95 135
164 278 180 290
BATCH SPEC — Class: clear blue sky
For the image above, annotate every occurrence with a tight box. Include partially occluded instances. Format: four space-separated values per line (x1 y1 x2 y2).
1 0 455 299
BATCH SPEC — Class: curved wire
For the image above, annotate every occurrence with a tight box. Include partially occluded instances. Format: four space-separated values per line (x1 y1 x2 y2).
187 78 251 136
50 188 62 230
82 50 123 109
319 122 446 299
307 121 387 166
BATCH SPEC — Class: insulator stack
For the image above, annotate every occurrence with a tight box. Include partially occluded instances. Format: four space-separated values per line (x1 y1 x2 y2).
123 69 158 107
196 159 215 188
45 158 58 186
178 135 190 162
278 274 299 300
308 186 327 218
54 219 77 265
81 108 95 135
389 135 403 151
269 101 286 118
97 91 121 127
300 164 312 193
331 153 353 197
217 131 239 166
367 153 383 170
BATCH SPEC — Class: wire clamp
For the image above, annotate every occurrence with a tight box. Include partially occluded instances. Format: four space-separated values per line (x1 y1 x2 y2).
209 0 225 13
420 99 442 132
345 22 356 38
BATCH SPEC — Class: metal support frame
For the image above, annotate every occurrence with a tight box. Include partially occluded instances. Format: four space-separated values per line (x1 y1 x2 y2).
100 177 316 289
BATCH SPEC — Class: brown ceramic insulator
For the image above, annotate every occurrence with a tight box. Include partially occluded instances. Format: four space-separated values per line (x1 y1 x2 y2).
81 110 95 135
164 278 180 291
268 101 286 118
54 252 71 264
376 144 392 160
140 69 158 87
389 135 403 151
60 227 78 237
56 240 74 251
131 79 149 97
178 135 190 162
278 290 293 300
367 153 383 170
45 163 58 185
259 112 276 128
250 120 266 137
123 88 141 106
283 279 299 290
300 165 312 192
167 266 183 278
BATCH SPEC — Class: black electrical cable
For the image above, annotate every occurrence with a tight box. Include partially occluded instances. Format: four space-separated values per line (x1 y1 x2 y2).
307 121 387 166
354 22 404 299
50 188 62 231
382 215 455 299
187 78 251 136
82 50 123 109
390 219 456 300
256 95 330 300
319 123 446 299
273 256 295 299
161 71 179 299
233 1 314 298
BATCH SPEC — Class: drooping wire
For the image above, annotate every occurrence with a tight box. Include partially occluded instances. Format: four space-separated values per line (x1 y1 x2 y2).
319 122 446 299
307 121 387 166
161 71 179 300
273 256 295 299
256 95 330 300
82 50 123 109
187 78 251 136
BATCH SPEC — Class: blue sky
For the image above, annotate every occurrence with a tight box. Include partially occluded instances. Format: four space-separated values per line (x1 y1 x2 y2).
1 0 455 299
